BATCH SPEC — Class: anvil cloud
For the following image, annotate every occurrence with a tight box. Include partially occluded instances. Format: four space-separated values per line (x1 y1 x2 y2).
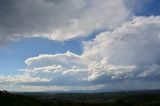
0 0 160 91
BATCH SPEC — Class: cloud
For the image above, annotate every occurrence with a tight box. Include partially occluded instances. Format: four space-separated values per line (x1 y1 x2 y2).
1 1 160 91
0 0 130 45
16 16 160 90
82 16 160 84
25 51 86 68
83 16 160 65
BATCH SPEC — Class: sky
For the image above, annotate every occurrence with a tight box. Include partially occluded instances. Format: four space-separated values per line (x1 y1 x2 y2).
0 0 160 92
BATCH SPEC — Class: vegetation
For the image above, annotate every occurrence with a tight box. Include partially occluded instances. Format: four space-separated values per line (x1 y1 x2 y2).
0 90 160 106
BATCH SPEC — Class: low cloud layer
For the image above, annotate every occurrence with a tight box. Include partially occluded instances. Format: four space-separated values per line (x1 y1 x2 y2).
1 16 160 91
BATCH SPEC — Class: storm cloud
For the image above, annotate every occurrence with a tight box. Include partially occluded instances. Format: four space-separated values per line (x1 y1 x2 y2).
0 0 160 91
0 0 129 44
1 16 160 91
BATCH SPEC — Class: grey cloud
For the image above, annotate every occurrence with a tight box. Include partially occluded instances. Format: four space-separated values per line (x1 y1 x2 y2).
0 0 130 44
44 0 64 3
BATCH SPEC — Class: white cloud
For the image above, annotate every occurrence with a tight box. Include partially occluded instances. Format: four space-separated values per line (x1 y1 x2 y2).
0 74 49 85
82 16 160 84
83 16 160 66
25 51 86 68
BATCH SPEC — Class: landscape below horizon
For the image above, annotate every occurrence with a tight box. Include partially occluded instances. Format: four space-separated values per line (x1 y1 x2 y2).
1 90 160 106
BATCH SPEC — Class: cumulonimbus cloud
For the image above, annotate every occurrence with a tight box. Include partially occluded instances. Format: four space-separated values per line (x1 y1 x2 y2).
1 16 160 91
1 0 160 91
24 16 160 87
